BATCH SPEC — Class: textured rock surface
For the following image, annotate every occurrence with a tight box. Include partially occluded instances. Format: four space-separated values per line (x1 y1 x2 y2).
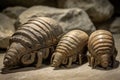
110 17 120 34
2 6 27 19
16 6 95 34
0 13 15 48
58 0 114 23
0 34 120 80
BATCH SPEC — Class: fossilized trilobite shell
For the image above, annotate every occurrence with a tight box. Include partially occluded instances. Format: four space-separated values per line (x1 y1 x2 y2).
3 17 63 68
10 17 63 50
51 30 88 67
56 30 88 57
88 30 114 56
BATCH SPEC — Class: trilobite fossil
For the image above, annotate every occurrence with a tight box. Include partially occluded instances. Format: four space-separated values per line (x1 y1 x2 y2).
87 30 117 69
3 17 63 68
51 30 88 68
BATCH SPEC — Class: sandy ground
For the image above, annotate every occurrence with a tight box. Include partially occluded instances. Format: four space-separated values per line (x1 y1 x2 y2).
0 34 120 80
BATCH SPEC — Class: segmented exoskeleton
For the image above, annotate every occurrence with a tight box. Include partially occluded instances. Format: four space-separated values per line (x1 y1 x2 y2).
51 30 88 68
3 17 63 68
87 30 117 69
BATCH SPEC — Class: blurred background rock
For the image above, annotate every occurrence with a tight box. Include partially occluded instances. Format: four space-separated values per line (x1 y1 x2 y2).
0 1 120 80
0 0 119 49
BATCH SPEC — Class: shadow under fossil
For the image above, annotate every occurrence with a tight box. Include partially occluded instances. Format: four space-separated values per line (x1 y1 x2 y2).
91 60 120 71
52 60 88 70
1 58 88 73
53 60 120 71
1 64 50 74
1 56 119 73
1 60 119 74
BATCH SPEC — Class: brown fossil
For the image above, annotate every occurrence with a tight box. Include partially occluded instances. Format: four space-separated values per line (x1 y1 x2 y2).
87 30 117 69
51 30 88 68
3 17 63 68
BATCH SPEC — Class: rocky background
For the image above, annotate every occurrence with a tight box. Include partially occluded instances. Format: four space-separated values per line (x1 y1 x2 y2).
0 0 119 50
0 0 120 80
0 0 120 49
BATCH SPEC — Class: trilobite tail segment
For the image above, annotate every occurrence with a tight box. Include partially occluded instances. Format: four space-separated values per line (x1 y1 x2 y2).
87 30 117 69
51 30 88 68
3 17 63 68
